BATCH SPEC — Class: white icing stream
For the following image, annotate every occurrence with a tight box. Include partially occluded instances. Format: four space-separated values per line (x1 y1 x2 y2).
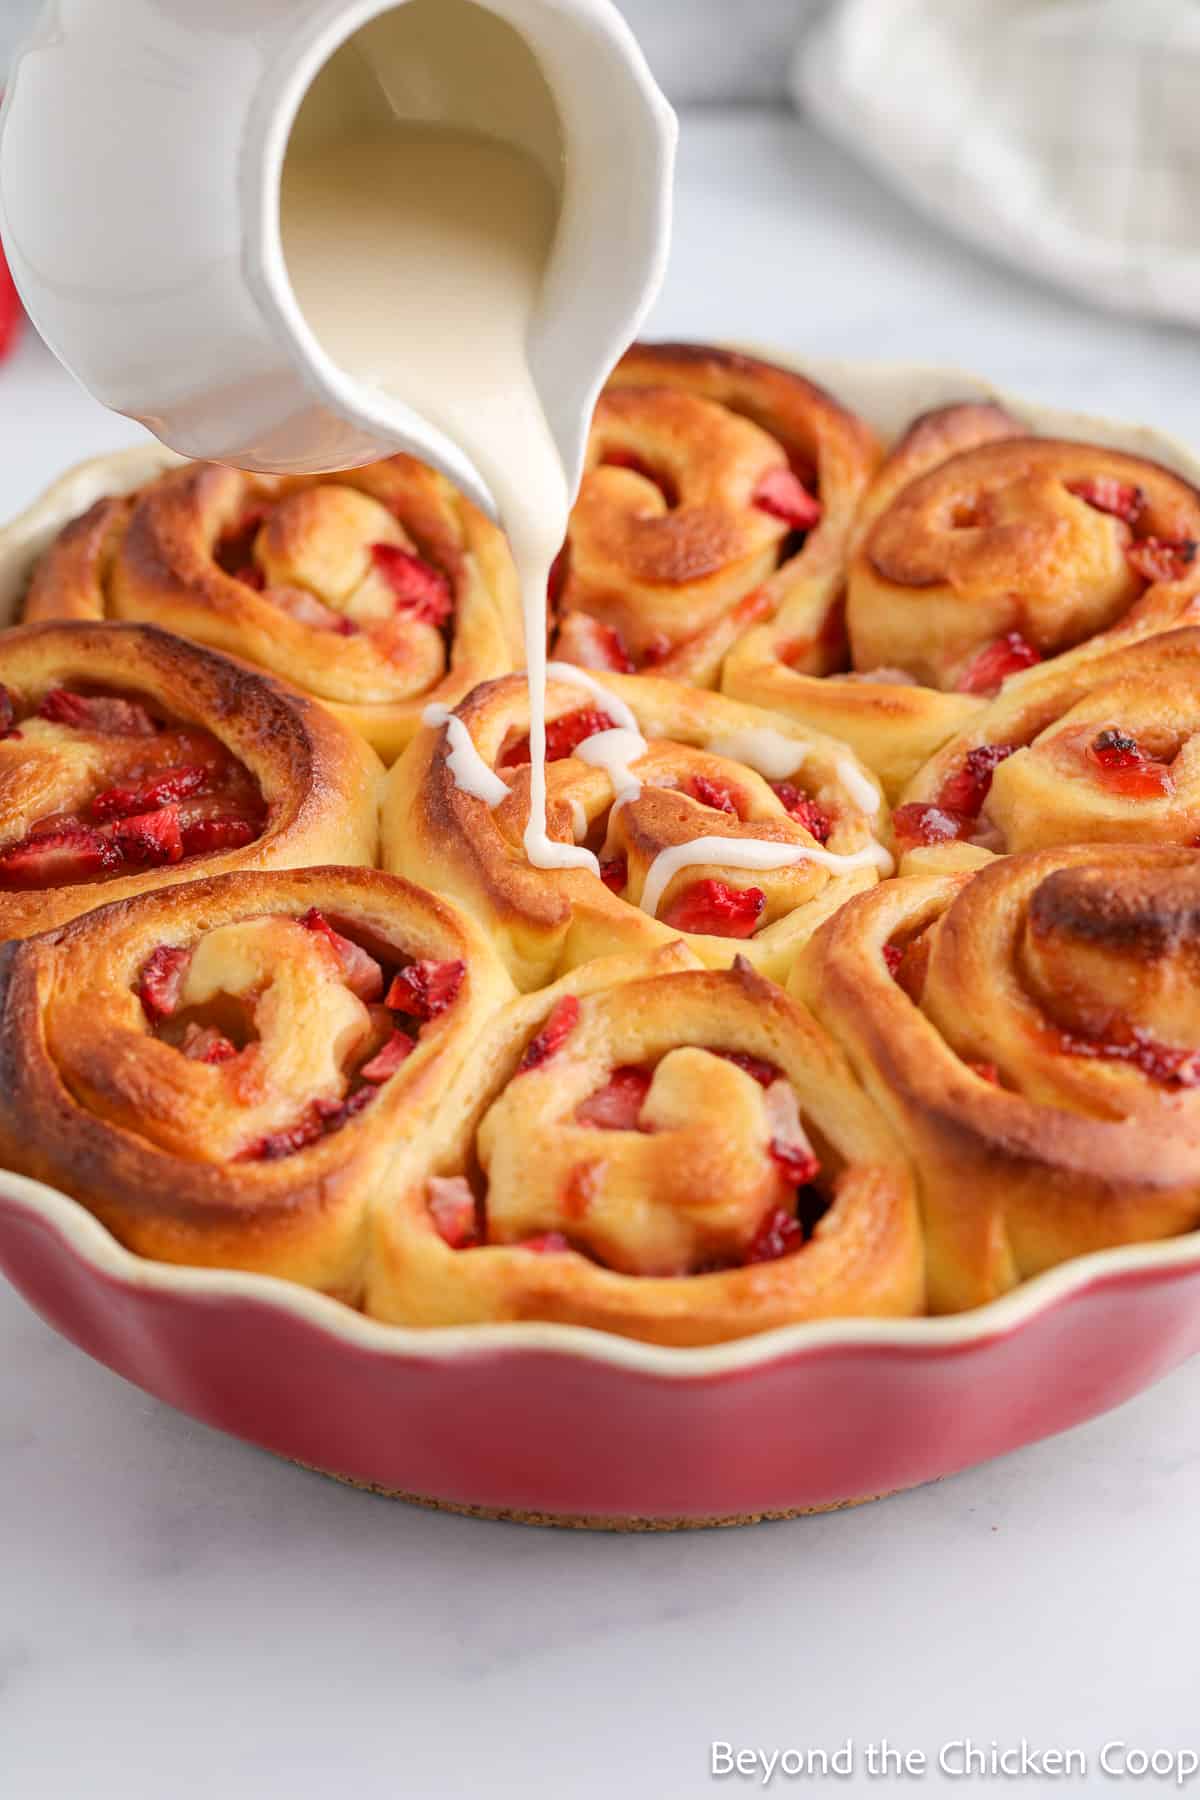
422 705 510 807
706 727 881 817
639 836 894 922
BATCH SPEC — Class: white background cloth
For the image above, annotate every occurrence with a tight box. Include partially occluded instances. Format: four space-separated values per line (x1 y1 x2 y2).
797 0 1200 326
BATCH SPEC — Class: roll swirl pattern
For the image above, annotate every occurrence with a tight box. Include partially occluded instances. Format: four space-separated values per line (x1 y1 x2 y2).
0 869 514 1293
727 402 1200 795
367 946 924 1345
382 671 892 990
551 342 879 688
0 621 381 939
22 454 523 762
793 847 1200 1312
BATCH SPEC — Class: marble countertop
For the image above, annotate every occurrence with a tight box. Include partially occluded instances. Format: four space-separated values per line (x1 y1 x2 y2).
3 108 1199 1800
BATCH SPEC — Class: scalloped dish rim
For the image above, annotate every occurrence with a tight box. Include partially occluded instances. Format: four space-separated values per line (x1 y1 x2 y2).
3 347 1200 1378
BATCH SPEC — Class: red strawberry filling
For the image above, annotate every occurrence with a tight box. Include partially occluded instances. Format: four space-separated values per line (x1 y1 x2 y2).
555 614 635 674
386 958 466 1020
1087 728 1175 798
360 1030 416 1084
599 854 628 894
937 743 1017 818
39 689 157 735
1067 477 1145 525
112 806 184 867
661 879 766 939
769 1140 821 1186
518 1232 572 1255
753 468 823 532
745 1206 805 1265
1127 536 1198 585
138 944 192 1021
883 943 904 978
688 773 741 817
956 632 1041 696
770 782 832 842
300 908 385 1001
239 1085 378 1163
499 707 617 771
370 543 453 626
427 1176 480 1249
1058 1022 1200 1088
0 685 16 740
968 1060 1000 1085
893 802 973 851
89 766 210 823
179 816 260 856
576 1066 652 1131
519 995 582 1072
180 1023 238 1065
0 825 120 890
714 1049 779 1087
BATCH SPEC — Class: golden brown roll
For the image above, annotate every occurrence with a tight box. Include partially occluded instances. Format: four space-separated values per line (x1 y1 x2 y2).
551 341 879 686
22 454 522 763
793 847 1200 1313
0 868 514 1293
726 402 1200 796
0 621 381 940
894 627 1200 871
367 945 923 1345
382 670 891 990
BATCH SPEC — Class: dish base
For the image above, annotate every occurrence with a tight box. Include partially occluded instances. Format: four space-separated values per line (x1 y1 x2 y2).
288 1458 901 1529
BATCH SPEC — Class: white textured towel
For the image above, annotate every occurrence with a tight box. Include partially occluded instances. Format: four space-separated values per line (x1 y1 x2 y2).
794 0 1200 327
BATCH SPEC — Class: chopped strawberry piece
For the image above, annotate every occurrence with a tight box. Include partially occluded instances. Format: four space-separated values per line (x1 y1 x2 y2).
386 958 466 1020
688 774 740 816
240 1112 328 1163
968 1060 1000 1084
1059 1023 1200 1088
427 1176 480 1249
576 1066 652 1131
769 1140 821 1186
299 909 384 1000
753 468 823 531
90 766 210 823
1087 727 1175 798
138 944 192 1021
642 633 673 668
113 805 184 867
370 543 453 625
883 943 904 978
555 613 635 673
771 782 832 842
314 1085 378 1132
0 824 121 890
361 1029 415 1083
745 1205 805 1265
893 802 973 850
499 707 616 771
518 1232 571 1255
956 632 1041 696
236 565 266 591
519 995 582 1072
0 685 15 738
599 854 628 894
180 1023 238 1064
714 1049 779 1087
1067 477 1145 526
38 689 157 735
180 815 260 856
1127 536 1198 585
0 238 23 361
937 743 1017 818
661 879 766 940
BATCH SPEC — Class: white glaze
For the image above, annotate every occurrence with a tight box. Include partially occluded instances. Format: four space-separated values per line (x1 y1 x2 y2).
575 727 650 810
423 705 510 808
547 662 643 735
706 727 880 817
640 835 893 921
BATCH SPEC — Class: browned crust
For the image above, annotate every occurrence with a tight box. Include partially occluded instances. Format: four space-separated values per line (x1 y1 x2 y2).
0 620 380 940
0 867 507 1289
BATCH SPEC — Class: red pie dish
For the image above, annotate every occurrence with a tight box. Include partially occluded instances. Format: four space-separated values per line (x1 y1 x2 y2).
4 371 1200 1528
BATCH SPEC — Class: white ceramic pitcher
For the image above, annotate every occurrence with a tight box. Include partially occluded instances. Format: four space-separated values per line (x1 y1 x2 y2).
0 0 676 512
